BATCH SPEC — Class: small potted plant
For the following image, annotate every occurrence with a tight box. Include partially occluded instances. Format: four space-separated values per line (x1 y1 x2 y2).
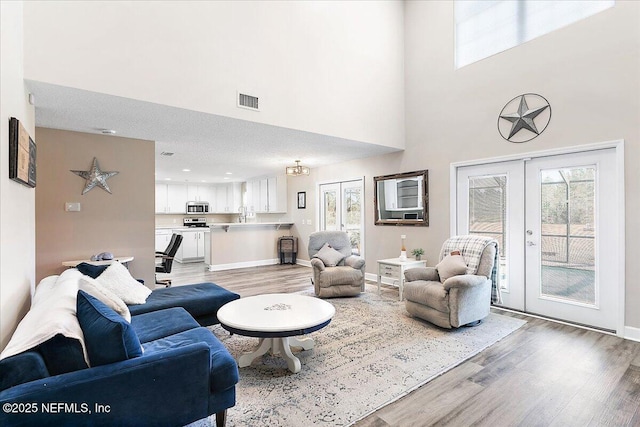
411 248 424 261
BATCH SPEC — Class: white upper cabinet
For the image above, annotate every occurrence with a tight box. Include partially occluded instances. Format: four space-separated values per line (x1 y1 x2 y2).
269 175 287 213
166 184 188 213
156 183 189 213
156 182 246 214
187 184 216 204
207 183 241 213
245 174 287 213
155 184 169 213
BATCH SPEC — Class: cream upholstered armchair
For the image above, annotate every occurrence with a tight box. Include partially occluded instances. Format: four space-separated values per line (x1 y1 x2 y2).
403 235 500 329
308 231 365 298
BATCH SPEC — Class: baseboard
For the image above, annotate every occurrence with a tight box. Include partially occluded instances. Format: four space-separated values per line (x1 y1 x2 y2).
624 326 640 342
296 259 311 267
494 306 640 342
207 258 280 272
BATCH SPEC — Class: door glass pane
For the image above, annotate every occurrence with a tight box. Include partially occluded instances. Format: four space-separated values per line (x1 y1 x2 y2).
323 190 338 231
539 167 595 305
343 186 362 255
468 175 508 291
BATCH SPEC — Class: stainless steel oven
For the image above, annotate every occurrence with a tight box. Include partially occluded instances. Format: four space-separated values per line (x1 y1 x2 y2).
186 201 209 214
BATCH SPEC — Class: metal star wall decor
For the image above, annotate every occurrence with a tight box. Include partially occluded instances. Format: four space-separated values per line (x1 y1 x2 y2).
71 157 119 195
498 93 551 143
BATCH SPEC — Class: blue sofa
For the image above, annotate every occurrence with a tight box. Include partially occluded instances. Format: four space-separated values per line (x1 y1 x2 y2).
0 277 241 427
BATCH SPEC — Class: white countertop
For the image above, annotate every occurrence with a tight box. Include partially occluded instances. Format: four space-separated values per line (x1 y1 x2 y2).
208 222 294 232
156 222 293 230
208 222 293 227
156 226 210 231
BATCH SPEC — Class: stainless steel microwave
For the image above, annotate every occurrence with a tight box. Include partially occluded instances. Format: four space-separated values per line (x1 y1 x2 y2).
186 201 209 214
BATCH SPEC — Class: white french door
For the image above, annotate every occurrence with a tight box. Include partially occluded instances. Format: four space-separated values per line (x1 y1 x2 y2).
318 179 364 256
456 147 622 332
457 160 525 311
524 151 619 331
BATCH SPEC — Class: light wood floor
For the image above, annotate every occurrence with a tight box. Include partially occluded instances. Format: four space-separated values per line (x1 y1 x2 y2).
167 263 640 426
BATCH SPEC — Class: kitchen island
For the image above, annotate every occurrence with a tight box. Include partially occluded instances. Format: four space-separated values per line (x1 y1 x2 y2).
204 222 294 271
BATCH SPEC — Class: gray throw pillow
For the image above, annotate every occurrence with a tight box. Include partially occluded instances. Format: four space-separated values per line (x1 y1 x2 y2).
436 254 467 283
313 243 345 267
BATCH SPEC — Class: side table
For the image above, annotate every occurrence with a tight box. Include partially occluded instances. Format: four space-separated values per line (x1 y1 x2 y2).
377 257 427 301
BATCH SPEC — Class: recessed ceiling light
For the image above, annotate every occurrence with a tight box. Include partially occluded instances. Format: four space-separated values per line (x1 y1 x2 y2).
182 169 191 172
225 172 233 175
101 129 116 135
165 178 171 181
201 180 206 183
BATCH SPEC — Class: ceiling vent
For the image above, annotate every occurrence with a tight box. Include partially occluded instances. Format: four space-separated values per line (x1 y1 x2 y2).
237 92 259 111
160 151 174 156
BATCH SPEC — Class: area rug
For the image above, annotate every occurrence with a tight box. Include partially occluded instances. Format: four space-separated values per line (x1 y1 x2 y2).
192 287 526 427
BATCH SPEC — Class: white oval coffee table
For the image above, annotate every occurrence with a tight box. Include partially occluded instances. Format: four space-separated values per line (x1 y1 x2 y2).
217 293 335 373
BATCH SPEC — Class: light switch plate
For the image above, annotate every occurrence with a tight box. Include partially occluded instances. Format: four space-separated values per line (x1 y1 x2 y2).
65 202 81 212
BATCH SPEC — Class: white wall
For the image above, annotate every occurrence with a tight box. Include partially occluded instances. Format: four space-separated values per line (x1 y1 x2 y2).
0 1 37 351
22 1 405 150
291 1 640 330
403 0 639 329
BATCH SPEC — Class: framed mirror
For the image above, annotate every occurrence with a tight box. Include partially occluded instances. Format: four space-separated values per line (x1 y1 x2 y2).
374 170 429 226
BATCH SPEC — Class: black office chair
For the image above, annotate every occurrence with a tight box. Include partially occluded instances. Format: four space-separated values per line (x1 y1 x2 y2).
155 234 183 287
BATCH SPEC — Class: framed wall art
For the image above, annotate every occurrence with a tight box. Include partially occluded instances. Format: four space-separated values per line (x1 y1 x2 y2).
297 191 306 209
9 117 36 188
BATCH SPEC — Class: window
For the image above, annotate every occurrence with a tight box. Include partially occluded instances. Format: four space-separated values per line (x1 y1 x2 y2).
455 0 615 69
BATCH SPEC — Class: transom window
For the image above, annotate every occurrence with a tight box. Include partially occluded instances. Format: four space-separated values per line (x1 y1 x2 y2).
455 0 615 69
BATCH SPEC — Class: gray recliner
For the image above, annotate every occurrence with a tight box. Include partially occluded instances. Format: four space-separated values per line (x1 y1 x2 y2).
403 236 499 328
308 231 365 298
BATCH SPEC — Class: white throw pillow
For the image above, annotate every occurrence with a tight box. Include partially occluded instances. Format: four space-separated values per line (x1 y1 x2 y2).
436 254 468 283
94 261 152 305
79 276 132 322
313 243 345 267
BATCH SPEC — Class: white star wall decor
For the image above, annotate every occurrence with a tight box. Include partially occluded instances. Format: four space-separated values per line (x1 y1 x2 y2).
71 157 119 195
498 93 551 143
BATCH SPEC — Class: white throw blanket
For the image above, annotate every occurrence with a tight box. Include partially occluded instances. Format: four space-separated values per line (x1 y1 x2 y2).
0 269 88 364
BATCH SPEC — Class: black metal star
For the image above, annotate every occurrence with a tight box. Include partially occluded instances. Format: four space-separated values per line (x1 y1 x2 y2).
71 157 119 195
500 95 549 139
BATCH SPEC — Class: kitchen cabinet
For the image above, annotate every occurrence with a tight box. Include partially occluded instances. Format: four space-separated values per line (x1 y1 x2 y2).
258 178 269 212
155 183 188 213
245 174 287 213
155 229 172 252
157 183 219 214
175 229 207 263
214 183 242 213
167 184 188 213
248 180 262 213
155 184 169 213
187 184 216 204
156 182 245 214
